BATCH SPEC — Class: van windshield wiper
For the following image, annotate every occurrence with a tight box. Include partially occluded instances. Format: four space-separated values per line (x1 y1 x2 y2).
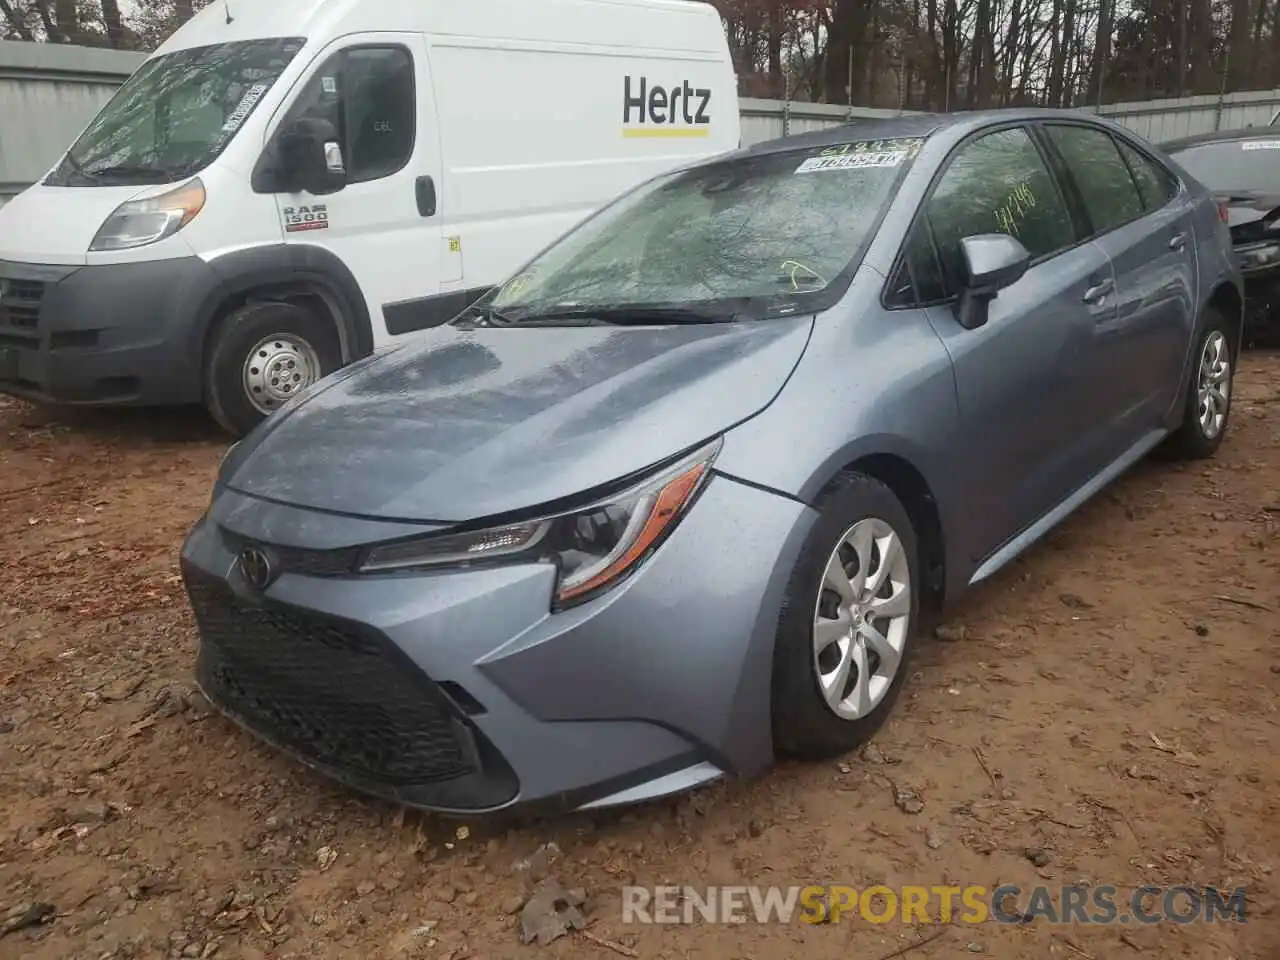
498 305 742 327
86 163 181 183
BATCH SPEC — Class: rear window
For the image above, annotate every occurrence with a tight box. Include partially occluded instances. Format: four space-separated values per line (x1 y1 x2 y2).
1166 138 1280 194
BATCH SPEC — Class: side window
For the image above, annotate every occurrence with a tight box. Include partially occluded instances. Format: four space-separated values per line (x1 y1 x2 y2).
280 46 415 185
1046 124 1145 233
886 220 947 306
926 127 1076 295
344 48 416 182
910 221 947 302
1115 139 1178 211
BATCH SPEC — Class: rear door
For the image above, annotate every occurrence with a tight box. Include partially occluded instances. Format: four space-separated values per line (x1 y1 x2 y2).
1040 122 1194 443
267 34 444 347
887 124 1118 569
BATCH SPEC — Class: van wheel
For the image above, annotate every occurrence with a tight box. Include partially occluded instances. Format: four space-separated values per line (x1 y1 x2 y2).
771 474 919 761
204 301 342 437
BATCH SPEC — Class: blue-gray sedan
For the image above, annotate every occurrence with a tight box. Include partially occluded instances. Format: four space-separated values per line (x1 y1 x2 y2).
181 109 1243 816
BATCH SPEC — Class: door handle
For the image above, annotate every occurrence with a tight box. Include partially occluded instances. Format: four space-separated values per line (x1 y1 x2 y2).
1082 277 1114 305
1169 231 1187 251
415 175 437 218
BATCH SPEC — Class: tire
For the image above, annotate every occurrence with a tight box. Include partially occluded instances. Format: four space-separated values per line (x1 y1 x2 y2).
771 473 920 761
1162 307 1236 461
204 301 343 437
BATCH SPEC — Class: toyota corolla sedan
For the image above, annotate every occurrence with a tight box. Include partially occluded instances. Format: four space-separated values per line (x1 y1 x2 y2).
181 109 1242 817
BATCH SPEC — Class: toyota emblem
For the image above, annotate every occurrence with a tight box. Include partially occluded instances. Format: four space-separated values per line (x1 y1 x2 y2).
238 546 274 590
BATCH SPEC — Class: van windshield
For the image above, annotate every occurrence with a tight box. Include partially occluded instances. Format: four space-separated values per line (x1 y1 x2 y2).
46 37 305 188
485 137 923 324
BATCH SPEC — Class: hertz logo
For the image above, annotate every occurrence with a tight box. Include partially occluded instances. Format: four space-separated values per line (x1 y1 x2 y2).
622 76 711 138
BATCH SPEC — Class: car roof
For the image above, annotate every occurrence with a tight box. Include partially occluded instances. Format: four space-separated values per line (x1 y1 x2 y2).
1160 127 1280 152
738 106 1126 159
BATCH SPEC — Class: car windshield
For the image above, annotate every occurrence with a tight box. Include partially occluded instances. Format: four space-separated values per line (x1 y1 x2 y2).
46 37 305 187
1166 139 1280 195
485 137 925 323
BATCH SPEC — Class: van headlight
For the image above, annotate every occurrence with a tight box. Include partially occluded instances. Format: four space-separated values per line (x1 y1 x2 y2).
90 178 206 252
359 438 722 608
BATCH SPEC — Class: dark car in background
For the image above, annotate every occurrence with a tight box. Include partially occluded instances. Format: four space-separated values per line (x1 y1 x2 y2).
1163 128 1280 344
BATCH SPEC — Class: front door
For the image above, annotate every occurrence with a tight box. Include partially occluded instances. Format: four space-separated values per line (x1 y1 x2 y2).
910 125 1118 567
269 34 445 348
1041 122 1196 444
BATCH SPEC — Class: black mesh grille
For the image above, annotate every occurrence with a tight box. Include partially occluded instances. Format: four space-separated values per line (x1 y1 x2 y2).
0 276 45 332
186 571 474 785
220 529 361 577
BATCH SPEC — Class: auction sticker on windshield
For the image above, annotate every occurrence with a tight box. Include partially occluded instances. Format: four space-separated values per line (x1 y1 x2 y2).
1241 140 1280 150
795 138 924 174
222 82 271 133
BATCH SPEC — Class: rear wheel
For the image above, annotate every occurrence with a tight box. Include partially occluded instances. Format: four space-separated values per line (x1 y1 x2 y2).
204 301 342 437
771 474 919 760
1163 308 1235 461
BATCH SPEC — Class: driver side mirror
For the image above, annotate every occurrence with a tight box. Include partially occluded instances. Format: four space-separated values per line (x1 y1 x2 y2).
275 118 347 196
953 233 1031 330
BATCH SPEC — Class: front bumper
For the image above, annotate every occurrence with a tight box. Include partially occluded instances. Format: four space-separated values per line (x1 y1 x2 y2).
0 256 220 406
180 474 816 815
1234 243 1280 342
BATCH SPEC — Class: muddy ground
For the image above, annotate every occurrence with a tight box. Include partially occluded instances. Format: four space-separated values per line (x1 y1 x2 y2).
1 353 1277 960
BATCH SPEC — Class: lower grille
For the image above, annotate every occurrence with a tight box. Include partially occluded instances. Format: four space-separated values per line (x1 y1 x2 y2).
0 276 45 332
186 571 475 785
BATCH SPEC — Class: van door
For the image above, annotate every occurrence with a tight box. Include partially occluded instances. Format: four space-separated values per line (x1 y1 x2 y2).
270 34 443 348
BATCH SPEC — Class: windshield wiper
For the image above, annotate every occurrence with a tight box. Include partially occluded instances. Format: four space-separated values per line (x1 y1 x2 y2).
499 305 741 327
450 302 519 328
63 151 89 178
85 163 180 183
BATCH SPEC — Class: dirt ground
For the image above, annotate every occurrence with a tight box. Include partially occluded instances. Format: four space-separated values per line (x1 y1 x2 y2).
1 353 1277 960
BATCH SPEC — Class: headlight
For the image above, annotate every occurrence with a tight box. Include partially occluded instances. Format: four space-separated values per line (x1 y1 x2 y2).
359 437 722 607
90 178 206 252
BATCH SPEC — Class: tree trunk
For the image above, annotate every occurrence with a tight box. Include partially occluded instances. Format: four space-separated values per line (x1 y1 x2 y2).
53 0 78 42
1087 0 1113 106
100 0 125 48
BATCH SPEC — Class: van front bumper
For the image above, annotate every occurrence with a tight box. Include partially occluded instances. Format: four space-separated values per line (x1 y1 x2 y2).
0 257 219 407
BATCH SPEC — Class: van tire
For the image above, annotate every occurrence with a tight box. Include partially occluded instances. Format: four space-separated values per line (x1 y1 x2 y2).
204 301 342 437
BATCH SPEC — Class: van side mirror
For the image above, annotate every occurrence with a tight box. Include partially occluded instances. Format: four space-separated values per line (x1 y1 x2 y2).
275 118 347 196
953 233 1031 330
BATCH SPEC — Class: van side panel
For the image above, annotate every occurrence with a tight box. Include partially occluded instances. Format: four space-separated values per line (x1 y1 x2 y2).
426 3 738 306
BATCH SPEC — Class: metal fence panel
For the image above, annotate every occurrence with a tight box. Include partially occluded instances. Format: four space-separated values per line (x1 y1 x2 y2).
0 41 146 208
6 39 1280 209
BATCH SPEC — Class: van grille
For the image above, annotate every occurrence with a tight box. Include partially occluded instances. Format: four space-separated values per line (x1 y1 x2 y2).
0 277 45 333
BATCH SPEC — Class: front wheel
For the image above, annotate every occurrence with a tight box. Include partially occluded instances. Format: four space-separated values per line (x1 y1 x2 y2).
1163 308 1235 461
204 301 342 437
771 474 920 760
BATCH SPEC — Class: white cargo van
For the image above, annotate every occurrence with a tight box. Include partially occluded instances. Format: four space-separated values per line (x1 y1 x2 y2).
0 0 739 435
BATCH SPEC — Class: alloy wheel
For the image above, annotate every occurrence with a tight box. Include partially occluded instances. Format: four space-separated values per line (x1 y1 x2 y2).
811 517 912 721
1196 330 1231 440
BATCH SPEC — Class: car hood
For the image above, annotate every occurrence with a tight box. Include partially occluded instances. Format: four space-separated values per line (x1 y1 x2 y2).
224 319 814 523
